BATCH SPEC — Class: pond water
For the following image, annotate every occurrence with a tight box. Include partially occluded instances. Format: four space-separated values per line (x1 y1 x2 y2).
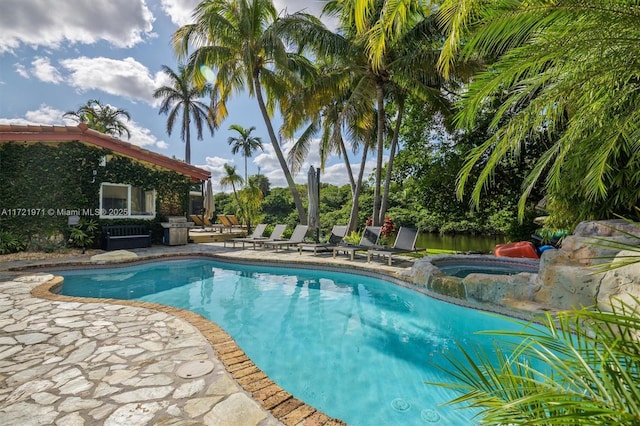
416 233 506 253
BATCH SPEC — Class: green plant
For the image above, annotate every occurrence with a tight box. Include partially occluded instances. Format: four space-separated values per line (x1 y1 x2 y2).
343 231 361 244
433 299 640 424
68 219 98 252
0 231 27 254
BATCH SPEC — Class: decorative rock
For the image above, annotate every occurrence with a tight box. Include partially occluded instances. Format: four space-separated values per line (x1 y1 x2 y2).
90 250 138 263
597 250 640 311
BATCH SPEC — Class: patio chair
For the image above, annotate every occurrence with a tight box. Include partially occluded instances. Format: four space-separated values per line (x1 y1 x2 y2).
202 215 224 232
298 225 348 255
367 227 422 266
224 223 268 248
332 226 382 261
217 214 234 232
262 225 310 252
189 214 223 232
226 214 247 230
235 224 287 249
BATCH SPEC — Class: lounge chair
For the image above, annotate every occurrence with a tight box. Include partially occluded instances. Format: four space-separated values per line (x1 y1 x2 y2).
367 227 422 265
262 224 310 251
237 224 287 249
226 214 247 230
298 225 348 255
224 223 268 248
189 214 223 232
217 214 234 232
202 216 224 232
332 226 382 261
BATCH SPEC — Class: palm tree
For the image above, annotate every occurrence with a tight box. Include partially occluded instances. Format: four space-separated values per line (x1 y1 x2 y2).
63 99 131 139
227 124 264 185
173 0 323 223
291 0 452 226
153 64 215 164
436 0 640 227
220 163 244 208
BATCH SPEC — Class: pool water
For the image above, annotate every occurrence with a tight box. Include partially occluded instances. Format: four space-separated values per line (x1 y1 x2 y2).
59 259 533 425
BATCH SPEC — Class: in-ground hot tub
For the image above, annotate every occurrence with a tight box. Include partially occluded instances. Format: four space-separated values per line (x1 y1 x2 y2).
432 255 540 278
410 255 540 307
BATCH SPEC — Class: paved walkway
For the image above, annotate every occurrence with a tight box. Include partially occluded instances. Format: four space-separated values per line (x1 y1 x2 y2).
0 243 414 425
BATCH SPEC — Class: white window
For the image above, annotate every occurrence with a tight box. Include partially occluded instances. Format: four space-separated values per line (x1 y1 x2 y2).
100 183 155 219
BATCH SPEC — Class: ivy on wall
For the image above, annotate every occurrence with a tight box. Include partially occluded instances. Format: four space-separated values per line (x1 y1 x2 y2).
0 141 194 247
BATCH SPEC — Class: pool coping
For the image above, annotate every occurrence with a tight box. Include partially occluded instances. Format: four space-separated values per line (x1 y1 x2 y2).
11 250 542 425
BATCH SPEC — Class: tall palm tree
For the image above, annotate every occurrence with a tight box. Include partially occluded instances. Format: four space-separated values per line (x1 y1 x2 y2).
227 124 264 185
63 99 131 139
173 0 322 223
436 0 640 227
153 64 215 164
295 0 451 225
220 163 244 208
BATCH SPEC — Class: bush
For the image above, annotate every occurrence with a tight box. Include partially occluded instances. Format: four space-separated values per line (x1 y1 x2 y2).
0 231 27 254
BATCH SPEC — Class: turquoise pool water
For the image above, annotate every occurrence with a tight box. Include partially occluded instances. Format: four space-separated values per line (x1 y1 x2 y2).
58 259 532 425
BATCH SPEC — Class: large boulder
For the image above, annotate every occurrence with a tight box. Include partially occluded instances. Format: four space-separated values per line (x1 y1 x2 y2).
533 220 640 310
597 250 640 311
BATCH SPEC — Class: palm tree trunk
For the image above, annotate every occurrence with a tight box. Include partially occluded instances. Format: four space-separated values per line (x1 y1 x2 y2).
253 76 307 224
185 114 191 164
347 142 369 233
379 96 404 222
372 81 385 226
339 135 356 195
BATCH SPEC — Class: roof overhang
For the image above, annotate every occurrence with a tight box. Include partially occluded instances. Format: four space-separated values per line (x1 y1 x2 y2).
0 123 211 182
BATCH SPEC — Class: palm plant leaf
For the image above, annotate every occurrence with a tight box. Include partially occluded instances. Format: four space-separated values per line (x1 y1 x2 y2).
433 303 640 424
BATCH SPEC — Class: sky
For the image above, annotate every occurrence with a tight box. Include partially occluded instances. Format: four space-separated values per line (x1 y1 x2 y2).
0 0 376 193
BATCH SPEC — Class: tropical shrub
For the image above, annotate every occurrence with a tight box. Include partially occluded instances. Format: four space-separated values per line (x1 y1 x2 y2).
0 231 27 254
434 300 640 424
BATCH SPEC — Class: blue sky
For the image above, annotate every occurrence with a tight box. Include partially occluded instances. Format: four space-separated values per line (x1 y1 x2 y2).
0 0 377 192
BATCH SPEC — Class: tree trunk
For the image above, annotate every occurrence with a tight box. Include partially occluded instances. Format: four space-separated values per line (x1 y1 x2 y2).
379 96 404 223
185 113 191 164
338 135 356 195
372 82 385 226
253 77 306 223
347 142 369 233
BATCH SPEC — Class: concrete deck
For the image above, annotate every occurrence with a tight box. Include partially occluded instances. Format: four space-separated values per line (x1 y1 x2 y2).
0 243 416 425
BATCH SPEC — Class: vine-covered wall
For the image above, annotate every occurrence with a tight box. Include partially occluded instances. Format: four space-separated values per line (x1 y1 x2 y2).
0 141 194 246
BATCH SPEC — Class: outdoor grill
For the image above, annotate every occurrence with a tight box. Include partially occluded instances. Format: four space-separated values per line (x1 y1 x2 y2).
160 216 194 246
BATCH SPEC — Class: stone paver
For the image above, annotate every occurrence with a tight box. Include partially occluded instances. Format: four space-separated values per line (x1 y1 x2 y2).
0 242 413 425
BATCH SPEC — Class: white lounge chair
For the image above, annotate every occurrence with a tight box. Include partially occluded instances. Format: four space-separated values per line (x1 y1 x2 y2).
262 224 309 252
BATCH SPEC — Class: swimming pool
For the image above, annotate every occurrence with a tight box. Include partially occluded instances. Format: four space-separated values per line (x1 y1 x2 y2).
58 259 533 425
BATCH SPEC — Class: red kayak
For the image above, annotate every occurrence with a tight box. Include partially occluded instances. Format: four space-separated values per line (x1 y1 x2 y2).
493 241 539 259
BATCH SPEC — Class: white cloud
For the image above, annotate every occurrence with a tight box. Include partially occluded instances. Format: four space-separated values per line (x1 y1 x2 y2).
14 63 29 79
0 0 155 53
31 57 64 84
197 156 236 192
160 0 200 26
60 56 166 106
252 137 365 188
